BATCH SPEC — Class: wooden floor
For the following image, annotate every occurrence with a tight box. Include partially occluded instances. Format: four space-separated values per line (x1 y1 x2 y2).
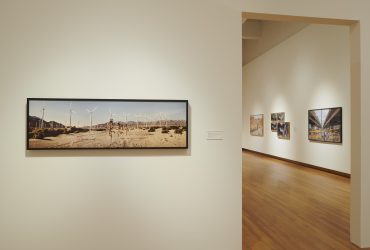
242 150 365 250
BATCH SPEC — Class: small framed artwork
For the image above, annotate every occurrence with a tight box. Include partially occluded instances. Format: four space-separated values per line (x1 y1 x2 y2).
250 114 264 137
308 107 342 143
271 112 285 132
27 98 188 150
277 122 290 140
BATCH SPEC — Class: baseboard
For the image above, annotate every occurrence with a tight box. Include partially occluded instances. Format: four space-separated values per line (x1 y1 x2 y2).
242 148 350 178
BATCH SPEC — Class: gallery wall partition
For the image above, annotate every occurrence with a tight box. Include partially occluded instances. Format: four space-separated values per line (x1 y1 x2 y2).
0 1 245 250
242 24 351 174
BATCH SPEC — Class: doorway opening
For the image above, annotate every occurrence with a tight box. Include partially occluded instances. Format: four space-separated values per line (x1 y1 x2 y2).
241 12 361 249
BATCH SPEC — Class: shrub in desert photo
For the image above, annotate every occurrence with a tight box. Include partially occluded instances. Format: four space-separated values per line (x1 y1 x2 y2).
175 128 183 134
161 127 169 133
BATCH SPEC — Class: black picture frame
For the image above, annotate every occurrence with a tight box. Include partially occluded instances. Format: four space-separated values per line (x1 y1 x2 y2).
26 98 189 150
308 107 342 144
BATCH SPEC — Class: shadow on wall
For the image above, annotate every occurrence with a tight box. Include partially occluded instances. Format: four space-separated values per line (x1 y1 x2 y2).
25 148 190 158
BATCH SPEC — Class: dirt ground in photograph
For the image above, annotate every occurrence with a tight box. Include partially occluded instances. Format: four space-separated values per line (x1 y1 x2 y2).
29 128 187 148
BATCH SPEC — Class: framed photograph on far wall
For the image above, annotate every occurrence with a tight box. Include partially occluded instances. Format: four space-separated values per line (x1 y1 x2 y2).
308 107 342 143
277 122 290 140
250 114 264 137
271 112 285 132
27 98 188 150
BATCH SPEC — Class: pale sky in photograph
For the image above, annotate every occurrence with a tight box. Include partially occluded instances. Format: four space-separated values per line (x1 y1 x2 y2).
29 100 187 127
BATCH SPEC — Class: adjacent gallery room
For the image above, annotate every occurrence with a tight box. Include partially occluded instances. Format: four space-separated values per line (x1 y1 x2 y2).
241 16 362 249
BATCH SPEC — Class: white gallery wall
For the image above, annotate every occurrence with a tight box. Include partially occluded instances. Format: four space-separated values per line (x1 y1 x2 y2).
0 1 245 250
242 24 351 174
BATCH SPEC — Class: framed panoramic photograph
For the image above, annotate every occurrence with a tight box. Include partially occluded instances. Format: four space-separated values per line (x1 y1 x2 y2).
250 114 264 137
271 112 285 132
308 107 342 143
277 122 290 140
27 98 188 150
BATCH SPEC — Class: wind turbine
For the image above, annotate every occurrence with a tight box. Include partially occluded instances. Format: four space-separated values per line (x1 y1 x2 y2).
86 107 97 132
108 108 119 122
135 113 145 129
122 112 130 135
144 113 148 128
69 102 76 128
63 112 70 128
135 114 140 129
148 114 152 128
122 112 130 125
158 112 168 128
164 112 168 128
40 103 46 129
158 112 163 127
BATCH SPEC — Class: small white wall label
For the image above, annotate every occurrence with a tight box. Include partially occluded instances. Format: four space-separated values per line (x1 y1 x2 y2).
207 131 224 140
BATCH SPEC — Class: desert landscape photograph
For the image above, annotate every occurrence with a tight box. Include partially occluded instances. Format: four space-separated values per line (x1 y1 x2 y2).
27 99 188 149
